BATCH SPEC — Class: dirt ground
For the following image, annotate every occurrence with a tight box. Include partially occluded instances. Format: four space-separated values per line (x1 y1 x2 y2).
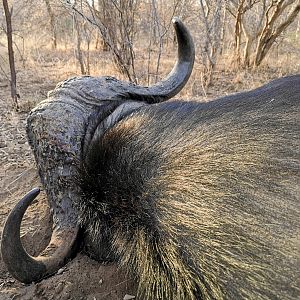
0 57 294 300
0 62 138 300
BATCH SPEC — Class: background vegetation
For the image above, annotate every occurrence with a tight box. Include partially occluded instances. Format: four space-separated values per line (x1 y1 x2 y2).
0 0 300 109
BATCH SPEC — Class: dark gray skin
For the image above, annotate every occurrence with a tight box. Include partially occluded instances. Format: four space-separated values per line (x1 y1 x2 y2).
1 17 194 283
78 75 300 300
1 18 300 300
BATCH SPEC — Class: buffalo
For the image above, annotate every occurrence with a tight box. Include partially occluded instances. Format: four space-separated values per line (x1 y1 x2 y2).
1 18 300 300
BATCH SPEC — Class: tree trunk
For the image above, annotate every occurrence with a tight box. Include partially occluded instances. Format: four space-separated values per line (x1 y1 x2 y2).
233 1 245 66
254 2 300 67
74 16 86 75
2 0 19 110
44 0 57 49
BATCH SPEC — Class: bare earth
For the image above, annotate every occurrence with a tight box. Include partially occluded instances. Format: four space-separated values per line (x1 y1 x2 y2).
0 59 285 300
0 63 137 300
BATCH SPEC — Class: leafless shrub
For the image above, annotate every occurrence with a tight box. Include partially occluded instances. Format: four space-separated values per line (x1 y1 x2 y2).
227 0 300 68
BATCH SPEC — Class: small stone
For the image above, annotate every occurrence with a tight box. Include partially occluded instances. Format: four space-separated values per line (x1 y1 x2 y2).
123 295 135 300
57 267 65 275
99 278 103 284
55 282 64 294
7 279 15 283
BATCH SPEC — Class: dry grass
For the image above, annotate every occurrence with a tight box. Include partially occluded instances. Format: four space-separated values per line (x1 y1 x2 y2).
0 34 299 112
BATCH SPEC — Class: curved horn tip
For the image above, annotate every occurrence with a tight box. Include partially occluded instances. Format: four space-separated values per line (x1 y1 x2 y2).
20 188 41 205
171 17 187 32
1 188 78 284
172 16 180 24
130 16 194 102
1 188 42 282
31 187 41 195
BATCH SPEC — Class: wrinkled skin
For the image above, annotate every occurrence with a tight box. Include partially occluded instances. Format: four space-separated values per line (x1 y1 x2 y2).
1 17 300 300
